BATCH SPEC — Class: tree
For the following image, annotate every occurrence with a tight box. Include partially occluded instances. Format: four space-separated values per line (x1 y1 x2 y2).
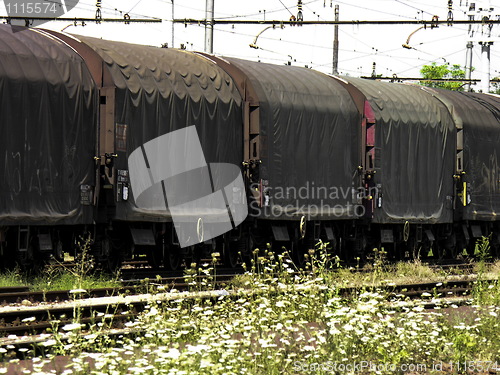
490 78 500 95
419 62 467 91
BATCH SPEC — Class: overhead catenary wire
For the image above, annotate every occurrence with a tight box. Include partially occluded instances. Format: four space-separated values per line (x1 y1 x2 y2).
175 13 497 76
2 16 160 22
395 47 467 74
41 0 162 20
127 0 144 14
157 0 239 18
19 0 496 82
335 27 461 66
212 23 423 63
277 0 294 16
209 20 472 75
174 18 500 25
213 0 321 20
176 9 493 74
393 0 433 16
311 5 469 71
331 0 419 19
360 76 500 82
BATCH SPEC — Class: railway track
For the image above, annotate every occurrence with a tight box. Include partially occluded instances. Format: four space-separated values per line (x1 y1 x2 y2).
0 257 492 306
0 275 496 375
345 260 489 272
50 255 487 272
0 277 494 339
0 256 490 306
0 257 496 359
0 273 239 306
344 279 476 299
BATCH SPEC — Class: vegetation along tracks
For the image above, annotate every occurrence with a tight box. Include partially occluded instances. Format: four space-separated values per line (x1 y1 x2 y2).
0 277 493 341
0 257 498 374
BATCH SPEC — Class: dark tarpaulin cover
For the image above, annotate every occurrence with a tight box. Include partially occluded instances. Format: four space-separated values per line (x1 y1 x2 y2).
0 25 97 225
224 58 362 220
344 78 456 224
448 91 500 220
76 37 243 221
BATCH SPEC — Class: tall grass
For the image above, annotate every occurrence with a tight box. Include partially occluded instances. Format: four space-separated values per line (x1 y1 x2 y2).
0 244 500 375
0 241 499 374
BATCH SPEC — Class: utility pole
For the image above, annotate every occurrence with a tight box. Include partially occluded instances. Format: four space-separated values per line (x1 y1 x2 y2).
205 0 214 53
465 41 473 92
332 4 339 75
463 0 497 93
481 42 492 93
171 0 175 48
478 0 494 93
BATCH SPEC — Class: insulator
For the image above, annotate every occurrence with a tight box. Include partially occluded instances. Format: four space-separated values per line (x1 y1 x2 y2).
95 8 102 22
95 0 102 22
447 11 454 25
447 0 454 25
297 0 303 24
431 14 439 28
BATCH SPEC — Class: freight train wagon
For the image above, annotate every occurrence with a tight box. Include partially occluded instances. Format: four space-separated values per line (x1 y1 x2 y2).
2 24 500 269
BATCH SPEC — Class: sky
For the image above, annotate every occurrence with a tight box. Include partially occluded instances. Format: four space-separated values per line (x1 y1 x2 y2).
2 0 500 83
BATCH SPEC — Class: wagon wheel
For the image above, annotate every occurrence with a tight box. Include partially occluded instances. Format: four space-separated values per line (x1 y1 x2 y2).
406 237 420 260
453 231 471 259
223 238 240 269
447 243 459 260
104 256 121 273
164 246 182 271
16 244 34 271
183 245 201 270
54 240 65 262
99 238 121 273
146 244 163 269
429 239 445 260
440 233 458 260
465 238 477 258
291 239 309 268
241 234 256 269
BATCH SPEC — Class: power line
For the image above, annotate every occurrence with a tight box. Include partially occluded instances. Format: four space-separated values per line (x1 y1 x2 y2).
360 76 500 82
44 0 163 21
213 0 320 20
157 0 237 18
393 0 434 16
173 18 500 25
128 0 145 14
1 16 160 23
395 48 466 75
277 0 294 16
332 0 417 19
211 23 431 69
